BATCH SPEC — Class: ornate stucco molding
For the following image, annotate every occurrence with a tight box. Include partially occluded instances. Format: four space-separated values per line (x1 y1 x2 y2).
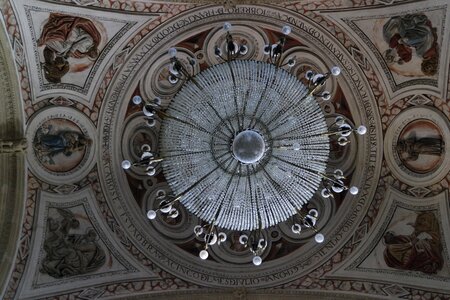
0 14 26 299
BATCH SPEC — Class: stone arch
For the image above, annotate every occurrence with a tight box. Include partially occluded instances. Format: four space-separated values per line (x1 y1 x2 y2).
0 16 27 297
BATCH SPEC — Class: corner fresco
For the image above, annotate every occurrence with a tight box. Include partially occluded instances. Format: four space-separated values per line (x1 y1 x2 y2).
359 206 448 276
37 13 104 84
41 207 106 278
382 14 439 77
383 211 443 275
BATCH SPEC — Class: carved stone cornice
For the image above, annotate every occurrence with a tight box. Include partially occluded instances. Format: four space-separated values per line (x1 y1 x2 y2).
0 138 27 154
0 15 26 298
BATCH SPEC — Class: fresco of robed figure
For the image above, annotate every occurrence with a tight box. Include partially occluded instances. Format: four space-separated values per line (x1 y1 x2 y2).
37 13 104 83
382 13 439 76
33 118 92 172
383 211 443 275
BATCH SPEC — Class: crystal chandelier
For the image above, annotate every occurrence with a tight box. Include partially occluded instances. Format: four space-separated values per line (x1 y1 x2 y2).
122 23 366 266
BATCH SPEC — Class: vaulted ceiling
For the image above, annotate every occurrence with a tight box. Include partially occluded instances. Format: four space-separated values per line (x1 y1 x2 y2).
0 0 449 299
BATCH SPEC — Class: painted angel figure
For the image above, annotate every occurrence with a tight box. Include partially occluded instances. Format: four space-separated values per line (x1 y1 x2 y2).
38 13 102 83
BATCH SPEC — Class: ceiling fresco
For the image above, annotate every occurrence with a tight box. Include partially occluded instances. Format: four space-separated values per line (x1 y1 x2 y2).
0 0 449 299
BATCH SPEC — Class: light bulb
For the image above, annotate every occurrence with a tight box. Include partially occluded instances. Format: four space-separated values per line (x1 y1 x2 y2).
357 125 367 135
292 223 301 234
223 22 232 31
168 75 178 84
349 186 359 195
315 233 325 243
199 250 209 260
160 204 172 213
305 70 314 80
252 256 262 266
168 208 179 218
146 167 156 176
218 232 227 242
331 66 341 76
281 25 291 35
168 47 177 58
169 64 179 75
322 92 331 101
239 234 248 245
287 58 296 67
143 104 155 117
132 95 142 105
321 188 331 198
239 45 248 55
121 160 131 170
147 210 156 220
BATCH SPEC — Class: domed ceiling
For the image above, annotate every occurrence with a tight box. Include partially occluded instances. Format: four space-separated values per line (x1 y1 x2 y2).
0 0 449 299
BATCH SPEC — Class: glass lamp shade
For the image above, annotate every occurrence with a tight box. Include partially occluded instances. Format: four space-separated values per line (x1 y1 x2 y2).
252 256 262 266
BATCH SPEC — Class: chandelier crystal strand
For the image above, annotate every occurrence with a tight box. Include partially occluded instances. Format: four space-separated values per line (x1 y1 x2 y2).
161 61 329 230
121 23 366 265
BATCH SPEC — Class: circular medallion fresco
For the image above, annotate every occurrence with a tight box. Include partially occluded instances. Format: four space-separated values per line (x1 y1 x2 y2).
385 106 450 187
99 6 381 288
397 119 444 174
27 107 97 184
32 118 90 172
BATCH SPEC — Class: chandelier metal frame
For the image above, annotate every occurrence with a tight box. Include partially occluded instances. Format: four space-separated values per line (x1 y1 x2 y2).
122 23 367 266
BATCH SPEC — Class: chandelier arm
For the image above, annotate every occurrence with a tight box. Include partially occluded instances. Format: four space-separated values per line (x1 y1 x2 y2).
271 154 322 179
225 60 243 131
183 76 236 135
246 165 262 230
249 67 280 130
264 95 317 130
266 102 326 139
260 166 298 212
272 140 331 149
319 173 348 189
170 106 231 141
306 73 331 96
262 70 306 124
275 37 287 67
157 110 230 143
212 163 240 225
175 164 224 203
159 150 211 159
254 70 289 125
240 83 251 130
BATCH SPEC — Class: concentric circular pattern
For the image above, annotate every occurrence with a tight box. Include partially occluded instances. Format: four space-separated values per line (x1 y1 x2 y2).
160 60 330 231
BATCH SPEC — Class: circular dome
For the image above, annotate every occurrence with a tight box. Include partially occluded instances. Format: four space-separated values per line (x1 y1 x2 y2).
160 60 330 231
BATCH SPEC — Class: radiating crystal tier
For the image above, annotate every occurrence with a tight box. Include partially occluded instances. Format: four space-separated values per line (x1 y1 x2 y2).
159 60 330 231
